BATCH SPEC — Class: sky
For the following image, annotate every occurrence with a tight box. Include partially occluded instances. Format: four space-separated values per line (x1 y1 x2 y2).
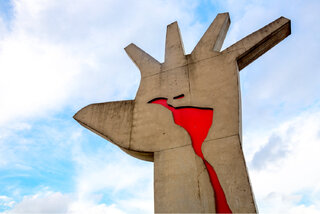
0 0 320 213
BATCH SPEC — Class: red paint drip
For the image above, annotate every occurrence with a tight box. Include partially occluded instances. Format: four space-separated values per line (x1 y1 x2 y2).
150 98 232 213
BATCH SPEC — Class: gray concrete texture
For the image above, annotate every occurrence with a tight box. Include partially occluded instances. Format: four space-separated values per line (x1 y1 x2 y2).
74 13 291 213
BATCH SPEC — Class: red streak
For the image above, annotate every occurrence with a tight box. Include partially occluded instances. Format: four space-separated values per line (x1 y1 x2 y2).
150 98 232 213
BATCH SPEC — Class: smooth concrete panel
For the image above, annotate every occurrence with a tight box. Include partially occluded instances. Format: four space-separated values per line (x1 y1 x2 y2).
202 135 257 213
188 54 240 141
163 21 187 70
154 145 215 213
130 66 192 152
73 100 134 149
191 13 230 61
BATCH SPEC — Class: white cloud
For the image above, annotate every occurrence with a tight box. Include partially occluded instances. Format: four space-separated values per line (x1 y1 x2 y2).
257 192 320 214
5 191 71 213
0 35 82 124
71 138 154 213
0 196 15 210
0 0 201 126
1 191 127 214
67 201 125 214
0 120 153 213
247 107 320 213
1 143 154 214
230 0 320 129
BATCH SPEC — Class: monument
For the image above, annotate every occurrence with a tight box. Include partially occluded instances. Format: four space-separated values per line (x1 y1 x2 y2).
74 13 291 213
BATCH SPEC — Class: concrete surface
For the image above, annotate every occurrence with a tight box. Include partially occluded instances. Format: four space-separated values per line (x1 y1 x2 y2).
74 12 291 213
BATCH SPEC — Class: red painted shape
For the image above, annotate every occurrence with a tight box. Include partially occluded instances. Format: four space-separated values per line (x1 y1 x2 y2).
150 98 232 213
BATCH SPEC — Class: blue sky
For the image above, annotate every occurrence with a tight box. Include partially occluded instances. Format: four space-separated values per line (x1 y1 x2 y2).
0 0 320 213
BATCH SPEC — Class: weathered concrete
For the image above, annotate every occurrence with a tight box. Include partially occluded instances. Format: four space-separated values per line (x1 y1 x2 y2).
74 13 291 213
154 145 214 213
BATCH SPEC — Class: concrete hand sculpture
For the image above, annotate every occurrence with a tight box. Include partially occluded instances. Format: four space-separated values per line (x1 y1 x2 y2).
74 13 291 213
